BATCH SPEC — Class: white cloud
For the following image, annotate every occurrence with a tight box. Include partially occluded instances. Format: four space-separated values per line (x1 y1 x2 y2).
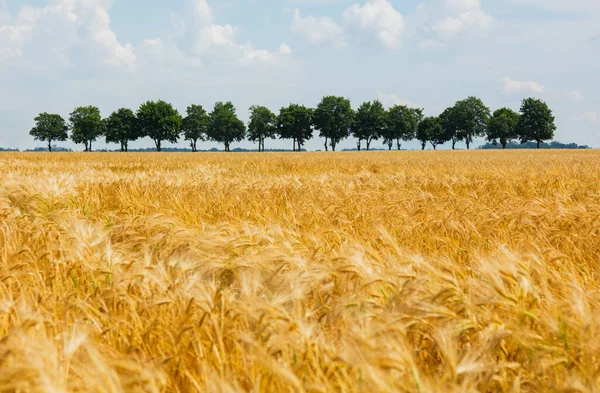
502 77 545 94
377 92 416 108
565 91 582 101
290 9 345 47
192 0 213 25
342 0 404 49
575 111 597 123
432 0 494 39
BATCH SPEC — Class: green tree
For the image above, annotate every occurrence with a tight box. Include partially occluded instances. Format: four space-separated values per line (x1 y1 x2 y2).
419 116 447 150
277 104 313 151
248 105 277 152
443 97 490 149
104 108 140 152
486 108 520 149
516 98 556 149
137 100 182 152
69 105 103 151
313 96 354 151
352 100 385 151
29 113 69 152
182 104 209 152
207 102 246 152
383 105 422 150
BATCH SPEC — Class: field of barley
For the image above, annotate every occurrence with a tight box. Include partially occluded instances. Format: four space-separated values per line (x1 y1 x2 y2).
1 151 600 392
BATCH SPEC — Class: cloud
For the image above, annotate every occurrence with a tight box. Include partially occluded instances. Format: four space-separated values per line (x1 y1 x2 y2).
290 9 345 47
502 77 545 94
0 0 135 70
565 91 582 101
342 0 404 49
432 0 494 39
377 92 416 108
575 111 598 123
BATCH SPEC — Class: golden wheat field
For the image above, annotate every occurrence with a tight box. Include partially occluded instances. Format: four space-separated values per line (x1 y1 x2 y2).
1 150 600 392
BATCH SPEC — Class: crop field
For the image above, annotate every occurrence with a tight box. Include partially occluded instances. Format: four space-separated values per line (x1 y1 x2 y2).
1 151 600 392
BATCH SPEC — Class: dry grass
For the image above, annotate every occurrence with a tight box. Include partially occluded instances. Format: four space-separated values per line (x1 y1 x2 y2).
1 150 600 392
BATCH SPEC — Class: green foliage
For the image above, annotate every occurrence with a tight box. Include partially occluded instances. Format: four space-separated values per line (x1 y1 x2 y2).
182 105 210 152
248 105 277 152
516 98 556 149
442 97 490 149
137 100 182 152
418 116 447 150
69 106 103 152
277 104 313 151
351 100 385 151
313 96 354 151
29 113 69 152
486 108 520 149
383 105 422 150
104 108 140 152
207 102 246 152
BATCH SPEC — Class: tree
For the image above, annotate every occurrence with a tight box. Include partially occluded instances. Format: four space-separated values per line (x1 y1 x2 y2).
352 100 385 151
104 108 140 152
486 108 520 149
69 105 103 151
248 105 277 152
419 116 447 150
29 113 69 152
443 97 490 149
383 105 422 150
313 96 354 152
207 102 246 152
137 100 182 152
277 104 313 151
516 98 556 149
182 104 209 152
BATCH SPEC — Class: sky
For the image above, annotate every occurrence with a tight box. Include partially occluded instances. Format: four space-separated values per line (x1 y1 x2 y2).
0 0 599 151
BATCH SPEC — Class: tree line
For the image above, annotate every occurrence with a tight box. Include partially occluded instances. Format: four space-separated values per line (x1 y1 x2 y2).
29 96 556 152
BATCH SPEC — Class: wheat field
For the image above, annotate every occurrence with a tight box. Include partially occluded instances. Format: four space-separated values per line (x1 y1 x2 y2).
1 151 600 392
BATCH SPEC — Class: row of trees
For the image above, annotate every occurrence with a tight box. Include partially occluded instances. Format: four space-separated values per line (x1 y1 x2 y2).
29 96 556 152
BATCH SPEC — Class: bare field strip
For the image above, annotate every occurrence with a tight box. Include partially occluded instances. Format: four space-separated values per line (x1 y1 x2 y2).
1 151 600 392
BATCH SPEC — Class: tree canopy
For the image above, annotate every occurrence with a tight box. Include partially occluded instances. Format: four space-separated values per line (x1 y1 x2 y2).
277 104 313 151
419 116 447 150
104 108 140 152
69 106 103 152
313 96 354 152
352 100 385 151
248 105 277 152
487 108 520 149
444 97 491 149
383 105 422 151
137 100 182 152
516 98 556 149
29 113 69 152
182 105 210 152
207 102 246 152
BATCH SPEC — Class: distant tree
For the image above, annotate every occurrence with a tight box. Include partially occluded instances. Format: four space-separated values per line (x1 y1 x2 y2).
444 97 490 149
277 104 313 151
516 98 556 149
104 108 140 152
383 105 422 150
29 113 69 152
419 116 447 150
486 108 520 149
69 105 103 152
207 102 246 152
313 96 354 151
182 104 209 152
248 105 277 152
352 100 385 151
137 100 182 152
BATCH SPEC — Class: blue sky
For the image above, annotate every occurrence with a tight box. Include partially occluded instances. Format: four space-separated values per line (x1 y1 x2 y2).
0 0 598 151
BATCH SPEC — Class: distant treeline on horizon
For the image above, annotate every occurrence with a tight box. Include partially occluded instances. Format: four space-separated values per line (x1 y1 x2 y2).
23 95 562 153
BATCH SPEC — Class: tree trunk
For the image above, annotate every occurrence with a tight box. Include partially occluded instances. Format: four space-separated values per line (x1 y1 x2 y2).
537 140 540 149
48 140 52 152
366 139 371 151
396 139 401 150
357 140 361 151
89 140 93 152
388 141 393 150
421 141 426 150
452 139 456 150
465 138 471 150
324 138 328 152
331 141 336 152
502 143 507 149
155 140 162 152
